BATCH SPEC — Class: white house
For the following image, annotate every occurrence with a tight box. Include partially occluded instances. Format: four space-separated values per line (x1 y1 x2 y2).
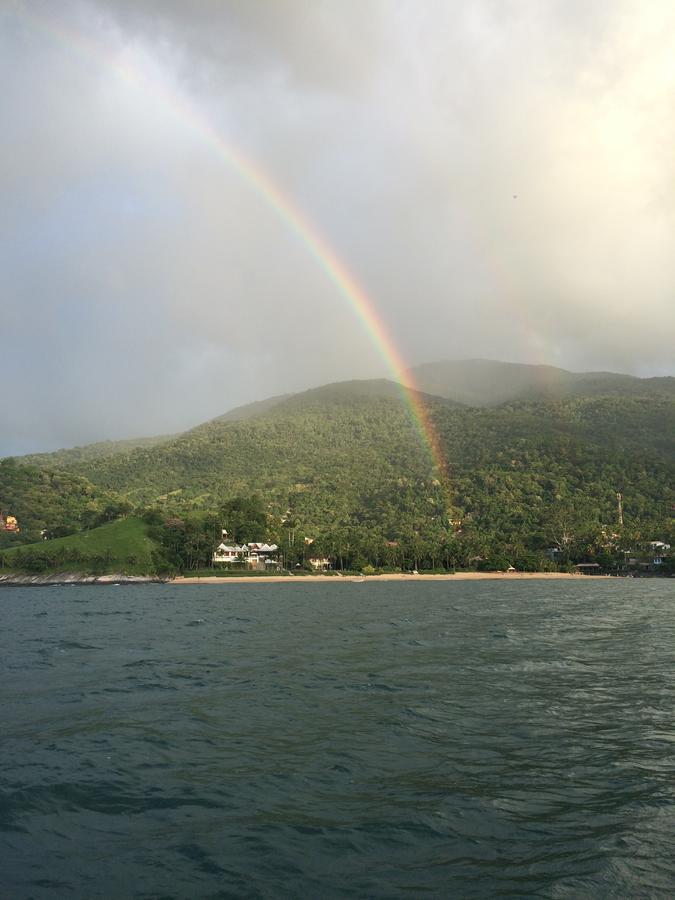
213 540 280 569
213 543 249 564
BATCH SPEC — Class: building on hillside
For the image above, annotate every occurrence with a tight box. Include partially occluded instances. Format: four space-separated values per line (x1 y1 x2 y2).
213 540 280 570
0 511 20 532
623 541 672 573
308 557 331 571
649 541 671 551
247 542 280 569
213 543 249 564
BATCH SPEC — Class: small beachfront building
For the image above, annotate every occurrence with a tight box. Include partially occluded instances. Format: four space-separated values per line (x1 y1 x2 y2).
213 543 249 564
213 540 280 570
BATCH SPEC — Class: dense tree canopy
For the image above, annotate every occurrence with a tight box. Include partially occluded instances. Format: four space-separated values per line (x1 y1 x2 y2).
2 379 672 573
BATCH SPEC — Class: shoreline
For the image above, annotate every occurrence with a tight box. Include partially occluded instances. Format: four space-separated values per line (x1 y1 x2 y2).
0 573 162 587
0 571 627 587
172 571 614 584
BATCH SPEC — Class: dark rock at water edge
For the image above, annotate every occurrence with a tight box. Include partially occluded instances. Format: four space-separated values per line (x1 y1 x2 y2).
0 572 166 586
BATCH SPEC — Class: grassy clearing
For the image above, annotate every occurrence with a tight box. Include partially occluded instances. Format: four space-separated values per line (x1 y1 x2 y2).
0 517 158 574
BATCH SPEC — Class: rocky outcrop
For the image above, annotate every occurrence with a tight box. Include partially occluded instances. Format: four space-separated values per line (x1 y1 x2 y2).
0 572 165 586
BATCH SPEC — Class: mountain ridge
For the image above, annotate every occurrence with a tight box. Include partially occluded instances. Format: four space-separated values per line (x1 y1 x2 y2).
2 360 671 566
18 359 673 466
405 358 674 407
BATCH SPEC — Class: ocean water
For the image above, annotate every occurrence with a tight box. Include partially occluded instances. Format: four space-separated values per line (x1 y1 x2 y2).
1 579 674 899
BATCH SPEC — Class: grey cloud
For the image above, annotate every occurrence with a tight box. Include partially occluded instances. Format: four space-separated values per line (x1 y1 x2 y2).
80 0 388 91
2 1 674 454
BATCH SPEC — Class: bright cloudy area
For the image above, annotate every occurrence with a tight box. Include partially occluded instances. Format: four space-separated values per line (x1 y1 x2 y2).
2 0 674 453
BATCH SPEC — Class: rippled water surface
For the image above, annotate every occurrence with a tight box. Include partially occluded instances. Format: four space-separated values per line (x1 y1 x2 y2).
2 580 675 898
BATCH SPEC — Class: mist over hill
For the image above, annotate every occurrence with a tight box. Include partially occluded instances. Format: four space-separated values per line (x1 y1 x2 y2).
21 359 674 469
405 359 675 407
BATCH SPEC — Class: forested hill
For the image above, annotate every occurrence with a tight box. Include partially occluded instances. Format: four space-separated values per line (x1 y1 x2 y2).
21 433 176 470
406 359 675 407
3 373 673 563
21 380 448 523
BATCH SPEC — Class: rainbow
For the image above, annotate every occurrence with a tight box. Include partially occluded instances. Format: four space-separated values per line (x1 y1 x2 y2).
16 7 449 482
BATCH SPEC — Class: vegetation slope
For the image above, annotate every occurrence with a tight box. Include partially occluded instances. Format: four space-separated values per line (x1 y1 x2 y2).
1 362 673 573
0 517 158 575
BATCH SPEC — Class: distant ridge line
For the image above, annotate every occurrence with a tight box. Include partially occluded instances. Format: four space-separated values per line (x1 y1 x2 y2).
14 359 674 461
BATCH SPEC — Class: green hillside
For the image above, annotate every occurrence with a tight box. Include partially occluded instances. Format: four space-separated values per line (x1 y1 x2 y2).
0 457 132 548
3 364 673 573
21 432 176 470
61 381 446 528
0 517 158 574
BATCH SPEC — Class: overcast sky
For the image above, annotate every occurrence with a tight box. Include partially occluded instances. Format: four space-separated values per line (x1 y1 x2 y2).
2 0 674 455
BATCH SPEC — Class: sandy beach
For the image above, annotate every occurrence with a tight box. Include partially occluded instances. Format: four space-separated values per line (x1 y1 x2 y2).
172 571 610 585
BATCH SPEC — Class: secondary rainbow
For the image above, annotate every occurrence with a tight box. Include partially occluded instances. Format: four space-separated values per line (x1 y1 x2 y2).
18 8 449 479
